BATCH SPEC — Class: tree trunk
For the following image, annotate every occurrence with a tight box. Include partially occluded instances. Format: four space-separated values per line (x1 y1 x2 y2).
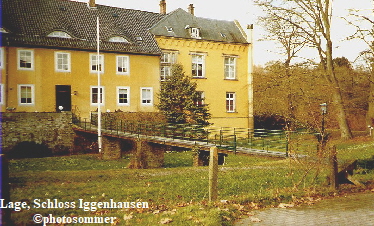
367 70 374 126
323 4 353 139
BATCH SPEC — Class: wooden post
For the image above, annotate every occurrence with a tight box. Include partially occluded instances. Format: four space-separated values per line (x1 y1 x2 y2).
329 145 339 190
209 146 218 202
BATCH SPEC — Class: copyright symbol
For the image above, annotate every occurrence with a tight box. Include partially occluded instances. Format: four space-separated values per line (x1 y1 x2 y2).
33 214 43 224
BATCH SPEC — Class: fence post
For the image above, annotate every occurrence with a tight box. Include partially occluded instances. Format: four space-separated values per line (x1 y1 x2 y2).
209 146 218 202
330 145 339 190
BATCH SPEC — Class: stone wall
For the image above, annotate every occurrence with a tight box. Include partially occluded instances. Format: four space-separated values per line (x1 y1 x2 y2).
1 112 75 154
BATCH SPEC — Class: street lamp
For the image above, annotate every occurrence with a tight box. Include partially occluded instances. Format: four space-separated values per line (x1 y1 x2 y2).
318 103 328 156
320 102 327 136
320 103 327 115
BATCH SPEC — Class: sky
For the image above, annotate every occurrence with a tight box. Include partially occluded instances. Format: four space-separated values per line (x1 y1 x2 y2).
74 0 373 66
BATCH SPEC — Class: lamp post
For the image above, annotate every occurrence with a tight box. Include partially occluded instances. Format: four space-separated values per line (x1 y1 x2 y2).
320 103 327 135
319 103 328 156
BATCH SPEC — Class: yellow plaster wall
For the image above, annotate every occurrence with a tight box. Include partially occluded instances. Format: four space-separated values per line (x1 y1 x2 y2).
1 47 160 119
156 37 252 128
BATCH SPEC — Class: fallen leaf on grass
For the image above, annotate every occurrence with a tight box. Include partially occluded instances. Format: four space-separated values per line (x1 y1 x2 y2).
251 217 261 222
123 213 133 220
278 203 294 208
160 218 173 224
222 216 231 221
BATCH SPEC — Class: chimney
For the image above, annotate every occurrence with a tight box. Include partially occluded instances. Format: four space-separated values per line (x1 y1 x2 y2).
160 0 166 14
188 4 195 15
88 0 96 8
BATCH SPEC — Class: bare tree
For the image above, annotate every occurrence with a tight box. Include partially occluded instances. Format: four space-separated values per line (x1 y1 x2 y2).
255 0 353 139
258 11 308 130
345 10 374 127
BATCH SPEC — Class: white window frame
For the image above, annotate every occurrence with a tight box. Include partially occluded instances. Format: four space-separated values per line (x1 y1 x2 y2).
224 56 237 80
0 84 4 105
117 86 130 106
116 55 130 75
18 84 35 105
90 53 104 73
0 47 4 69
191 53 205 78
55 52 71 72
90 86 105 106
141 87 153 106
195 91 205 107
226 92 236 113
190 27 201 39
17 49 34 70
160 51 178 81
160 66 171 81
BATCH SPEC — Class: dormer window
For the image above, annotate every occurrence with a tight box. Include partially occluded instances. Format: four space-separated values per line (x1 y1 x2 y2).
165 26 173 32
190 27 201 39
109 36 129 43
47 31 71 38
0 28 9 33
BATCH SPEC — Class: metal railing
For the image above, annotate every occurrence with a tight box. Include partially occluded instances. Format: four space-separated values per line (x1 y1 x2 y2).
74 116 322 155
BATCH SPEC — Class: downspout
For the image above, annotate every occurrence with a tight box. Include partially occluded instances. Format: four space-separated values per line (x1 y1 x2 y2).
246 24 254 130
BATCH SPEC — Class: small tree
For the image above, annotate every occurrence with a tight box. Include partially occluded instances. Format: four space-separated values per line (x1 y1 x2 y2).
157 64 211 127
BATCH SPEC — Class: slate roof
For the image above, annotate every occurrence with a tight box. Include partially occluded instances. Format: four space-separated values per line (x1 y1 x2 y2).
150 8 248 44
1 0 166 55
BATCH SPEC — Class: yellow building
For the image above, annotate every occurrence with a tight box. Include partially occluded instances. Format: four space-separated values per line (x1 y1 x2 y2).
1 0 164 119
151 4 254 128
1 0 253 129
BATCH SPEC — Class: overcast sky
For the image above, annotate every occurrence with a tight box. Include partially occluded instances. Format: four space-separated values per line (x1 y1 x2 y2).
74 0 373 66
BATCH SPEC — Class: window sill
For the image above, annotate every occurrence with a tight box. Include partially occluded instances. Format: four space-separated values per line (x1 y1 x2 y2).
192 76 207 79
224 78 238 81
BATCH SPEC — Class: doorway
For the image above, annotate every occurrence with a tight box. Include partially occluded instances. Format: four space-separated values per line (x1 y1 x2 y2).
55 85 71 111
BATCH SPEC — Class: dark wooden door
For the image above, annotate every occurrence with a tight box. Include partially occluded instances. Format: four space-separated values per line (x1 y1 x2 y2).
55 85 71 111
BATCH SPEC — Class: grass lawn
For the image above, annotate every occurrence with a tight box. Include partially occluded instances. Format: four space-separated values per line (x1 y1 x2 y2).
7 137 374 225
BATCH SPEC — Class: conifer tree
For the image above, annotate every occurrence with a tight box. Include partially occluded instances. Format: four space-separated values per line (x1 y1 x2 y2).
157 64 211 127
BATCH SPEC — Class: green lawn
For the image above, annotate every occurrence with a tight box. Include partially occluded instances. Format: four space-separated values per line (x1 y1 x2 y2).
7 138 374 225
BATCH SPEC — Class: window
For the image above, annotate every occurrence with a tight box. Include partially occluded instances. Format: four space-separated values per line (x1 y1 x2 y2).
0 28 9 33
160 51 177 81
90 54 104 73
141 88 153 105
195 91 205 107
117 87 130 106
0 48 4 69
224 56 236 79
55 52 71 72
0 84 4 105
160 66 171 81
91 86 104 105
47 31 71 38
18 49 34 70
190 27 201 39
116 56 130 75
109 36 128 43
18 84 34 105
191 53 205 78
226 92 236 112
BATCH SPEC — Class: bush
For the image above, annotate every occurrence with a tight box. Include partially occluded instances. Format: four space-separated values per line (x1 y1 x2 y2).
9 141 52 159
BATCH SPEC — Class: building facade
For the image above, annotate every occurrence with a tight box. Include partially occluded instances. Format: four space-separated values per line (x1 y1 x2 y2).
151 7 254 128
1 0 164 119
1 0 253 129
